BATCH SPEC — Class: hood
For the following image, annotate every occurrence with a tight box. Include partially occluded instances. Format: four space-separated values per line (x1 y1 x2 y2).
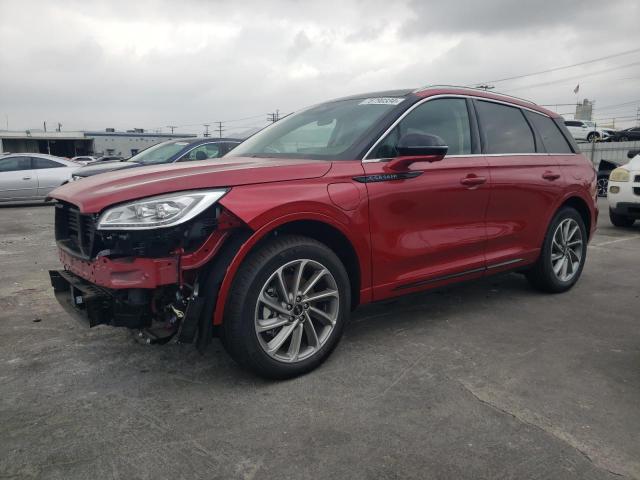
50 157 332 213
75 160 141 177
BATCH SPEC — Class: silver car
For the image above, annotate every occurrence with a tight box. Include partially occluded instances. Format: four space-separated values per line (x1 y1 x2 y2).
0 154 79 203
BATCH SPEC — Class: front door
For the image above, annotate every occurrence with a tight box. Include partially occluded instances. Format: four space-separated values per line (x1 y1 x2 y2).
363 97 490 300
0 156 37 201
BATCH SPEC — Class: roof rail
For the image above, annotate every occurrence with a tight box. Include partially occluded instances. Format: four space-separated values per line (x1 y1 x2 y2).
413 84 537 106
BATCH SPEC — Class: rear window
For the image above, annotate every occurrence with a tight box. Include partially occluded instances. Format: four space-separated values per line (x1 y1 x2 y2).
476 101 535 154
524 112 572 154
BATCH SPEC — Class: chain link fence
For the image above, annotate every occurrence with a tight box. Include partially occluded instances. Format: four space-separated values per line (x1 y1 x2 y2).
577 140 640 167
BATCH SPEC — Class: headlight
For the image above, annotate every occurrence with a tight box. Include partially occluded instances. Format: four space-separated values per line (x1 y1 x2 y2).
609 168 630 182
96 189 228 230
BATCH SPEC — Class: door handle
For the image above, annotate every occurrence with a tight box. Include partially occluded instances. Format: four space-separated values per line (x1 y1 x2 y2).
22 176 32 180
542 171 561 181
460 175 487 187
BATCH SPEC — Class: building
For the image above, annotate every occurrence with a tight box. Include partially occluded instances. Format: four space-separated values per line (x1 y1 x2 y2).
575 99 594 121
0 129 196 158
86 129 196 158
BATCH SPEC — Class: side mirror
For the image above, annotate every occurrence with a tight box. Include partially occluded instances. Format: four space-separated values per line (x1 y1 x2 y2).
386 133 448 171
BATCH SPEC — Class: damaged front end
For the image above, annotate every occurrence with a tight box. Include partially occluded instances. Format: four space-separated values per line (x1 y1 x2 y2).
49 192 248 346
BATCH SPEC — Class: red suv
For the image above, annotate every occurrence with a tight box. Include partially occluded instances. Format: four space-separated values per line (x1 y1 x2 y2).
49 86 597 378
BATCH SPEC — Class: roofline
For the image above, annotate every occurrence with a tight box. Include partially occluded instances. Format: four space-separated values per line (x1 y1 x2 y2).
413 85 537 106
84 132 197 138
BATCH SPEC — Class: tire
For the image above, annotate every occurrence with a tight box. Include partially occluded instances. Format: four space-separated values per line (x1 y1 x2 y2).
526 207 587 293
609 208 635 228
596 176 608 197
619 136 629 142
221 235 350 379
587 132 599 143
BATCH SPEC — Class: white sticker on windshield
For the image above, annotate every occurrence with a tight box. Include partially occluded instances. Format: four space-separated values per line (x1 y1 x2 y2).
175 142 189 146
359 97 405 106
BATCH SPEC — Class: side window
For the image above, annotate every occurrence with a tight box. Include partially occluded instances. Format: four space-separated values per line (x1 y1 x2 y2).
0 157 30 172
476 101 535 154
524 112 572 154
372 98 472 158
564 121 580 127
33 158 63 169
180 143 221 161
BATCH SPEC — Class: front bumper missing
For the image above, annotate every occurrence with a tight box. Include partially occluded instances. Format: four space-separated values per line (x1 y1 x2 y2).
49 270 151 328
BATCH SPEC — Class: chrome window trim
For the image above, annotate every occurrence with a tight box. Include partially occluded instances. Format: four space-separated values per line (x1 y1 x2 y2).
362 94 571 163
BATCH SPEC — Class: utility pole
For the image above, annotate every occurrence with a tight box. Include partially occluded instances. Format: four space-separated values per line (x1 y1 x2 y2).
203 124 210 137
43 121 47 132
215 121 224 138
636 106 640 127
167 125 177 134
475 85 494 91
267 110 280 123
57 122 62 132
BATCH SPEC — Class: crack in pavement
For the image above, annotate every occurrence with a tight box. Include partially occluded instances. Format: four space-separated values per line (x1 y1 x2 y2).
456 379 631 479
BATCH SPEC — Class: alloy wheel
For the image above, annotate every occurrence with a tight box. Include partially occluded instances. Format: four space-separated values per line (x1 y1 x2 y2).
254 259 339 363
597 177 608 197
551 218 584 282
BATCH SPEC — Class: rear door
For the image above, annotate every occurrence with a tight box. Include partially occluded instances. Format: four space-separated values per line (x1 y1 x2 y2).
363 97 490 299
0 156 37 201
476 100 564 270
32 157 72 197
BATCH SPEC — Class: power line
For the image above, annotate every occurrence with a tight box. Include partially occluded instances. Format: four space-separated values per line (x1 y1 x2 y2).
477 47 640 84
215 121 224 138
267 110 281 123
501 60 640 92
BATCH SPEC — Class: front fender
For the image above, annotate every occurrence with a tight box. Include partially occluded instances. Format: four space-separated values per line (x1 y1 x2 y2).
213 179 371 325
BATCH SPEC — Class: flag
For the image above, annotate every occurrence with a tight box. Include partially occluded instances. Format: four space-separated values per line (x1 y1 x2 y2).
573 84 580 94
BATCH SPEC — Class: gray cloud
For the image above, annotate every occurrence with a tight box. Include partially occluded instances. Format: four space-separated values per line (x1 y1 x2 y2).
1 0 639 134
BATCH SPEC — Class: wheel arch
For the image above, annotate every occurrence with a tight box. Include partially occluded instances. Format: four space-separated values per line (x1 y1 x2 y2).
558 195 593 239
211 213 367 326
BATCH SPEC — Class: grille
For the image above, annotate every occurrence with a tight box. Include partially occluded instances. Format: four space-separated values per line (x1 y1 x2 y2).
634 175 640 183
55 202 96 258
634 187 640 196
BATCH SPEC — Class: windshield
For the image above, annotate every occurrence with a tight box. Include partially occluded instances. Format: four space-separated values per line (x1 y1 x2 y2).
129 141 191 165
227 97 405 160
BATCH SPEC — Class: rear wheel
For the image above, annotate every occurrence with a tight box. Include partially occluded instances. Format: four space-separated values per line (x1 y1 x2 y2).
221 235 350 379
596 176 608 197
609 208 635 227
526 207 587 293
587 132 599 143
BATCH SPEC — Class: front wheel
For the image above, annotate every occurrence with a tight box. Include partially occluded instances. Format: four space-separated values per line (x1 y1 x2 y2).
587 132 599 143
526 207 587 293
221 235 350 379
609 208 635 227
596 176 608 197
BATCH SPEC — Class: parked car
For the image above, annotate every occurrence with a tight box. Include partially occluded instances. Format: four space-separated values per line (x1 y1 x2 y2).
92 155 124 163
48 86 597 378
71 138 241 180
71 156 97 165
607 149 640 227
596 159 619 197
0 154 79 203
610 127 640 142
564 120 610 142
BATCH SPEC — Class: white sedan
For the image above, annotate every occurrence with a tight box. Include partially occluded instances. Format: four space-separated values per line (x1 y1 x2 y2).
607 150 640 227
0 154 80 204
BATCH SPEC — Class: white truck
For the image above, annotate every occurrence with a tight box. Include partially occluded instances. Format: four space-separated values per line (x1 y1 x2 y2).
608 149 640 227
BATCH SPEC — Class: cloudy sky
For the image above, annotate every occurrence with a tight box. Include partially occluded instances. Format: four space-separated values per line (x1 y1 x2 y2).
1 0 639 135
